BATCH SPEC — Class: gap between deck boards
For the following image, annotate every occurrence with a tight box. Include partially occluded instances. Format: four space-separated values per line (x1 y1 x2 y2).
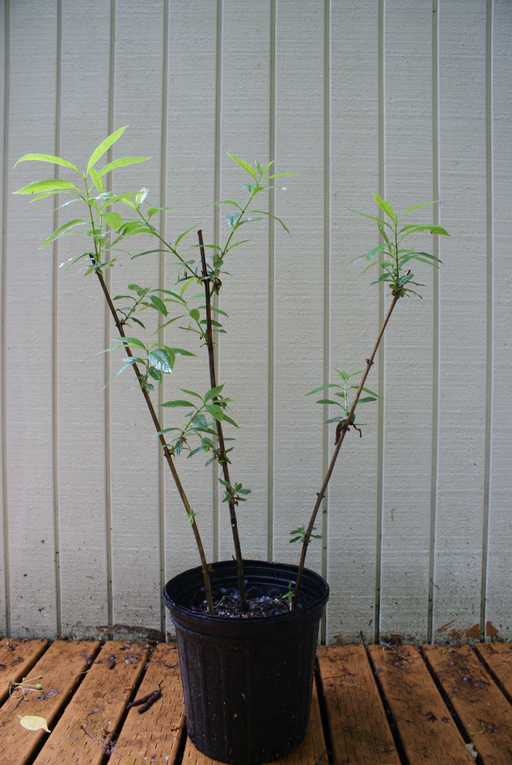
1 639 512 764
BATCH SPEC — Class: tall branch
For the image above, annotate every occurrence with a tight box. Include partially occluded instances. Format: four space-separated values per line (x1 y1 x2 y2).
86 203 213 613
197 229 247 609
293 293 401 605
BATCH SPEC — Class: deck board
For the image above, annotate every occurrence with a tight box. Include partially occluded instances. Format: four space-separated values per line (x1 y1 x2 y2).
33 641 147 765
0 639 48 705
369 645 473 764
318 644 400 765
1 641 512 764
475 643 512 700
0 640 99 765
109 643 184 765
424 645 512 765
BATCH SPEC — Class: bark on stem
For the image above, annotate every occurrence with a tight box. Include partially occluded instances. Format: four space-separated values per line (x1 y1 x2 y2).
293 293 401 606
197 230 247 609
92 261 214 613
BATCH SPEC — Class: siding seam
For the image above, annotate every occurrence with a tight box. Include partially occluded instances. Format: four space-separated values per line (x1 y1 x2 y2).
481 0 495 641
52 0 63 636
267 0 276 562
1 0 10 636
374 0 386 644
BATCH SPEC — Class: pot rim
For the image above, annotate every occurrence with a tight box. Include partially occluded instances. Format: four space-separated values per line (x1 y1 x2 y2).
163 558 329 625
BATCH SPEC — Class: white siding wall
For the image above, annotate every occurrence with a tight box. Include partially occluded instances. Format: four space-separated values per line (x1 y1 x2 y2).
1 0 510 643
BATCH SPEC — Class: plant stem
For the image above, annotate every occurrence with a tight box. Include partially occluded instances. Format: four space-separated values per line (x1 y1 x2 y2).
86 199 214 612
293 293 400 606
197 229 247 610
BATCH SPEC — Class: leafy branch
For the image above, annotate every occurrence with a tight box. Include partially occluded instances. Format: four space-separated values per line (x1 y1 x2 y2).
292 195 449 606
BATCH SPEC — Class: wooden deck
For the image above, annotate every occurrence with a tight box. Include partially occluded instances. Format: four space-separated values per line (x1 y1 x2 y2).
1 640 512 764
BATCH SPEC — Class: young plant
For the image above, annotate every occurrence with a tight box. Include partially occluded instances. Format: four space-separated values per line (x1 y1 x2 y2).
292 195 448 604
15 128 289 614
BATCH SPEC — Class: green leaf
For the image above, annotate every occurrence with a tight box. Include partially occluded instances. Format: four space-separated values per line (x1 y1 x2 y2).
172 347 195 357
149 295 168 316
98 155 150 177
252 209 290 234
402 200 436 216
206 403 225 421
221 413 239 428
374 193 397 223
180 388 203 399
14 179 79 196
86 125 128 175
15 153 81 175
104 211 124 231
89 167 105 193
189 308 200 321
161 399 195 408
149 348 174 373
205 384 224 402
42 218 85 245
306 384 339 396
316 399 340 406
174 225 196 247
121 336 146 350
226 153 258 179
400 223 449 237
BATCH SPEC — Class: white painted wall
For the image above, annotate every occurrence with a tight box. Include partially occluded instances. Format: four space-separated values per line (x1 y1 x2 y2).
1 0 510 643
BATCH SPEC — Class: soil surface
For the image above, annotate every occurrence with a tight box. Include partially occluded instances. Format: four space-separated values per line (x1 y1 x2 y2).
196 584 293 618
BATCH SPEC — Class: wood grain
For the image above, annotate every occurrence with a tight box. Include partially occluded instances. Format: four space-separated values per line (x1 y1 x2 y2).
109 643 184 765
0 640 99 765
319 644 400 765
33 641 146 765
425 644 512 764
370 644 473 764
0 639 48 705
475 643 512 698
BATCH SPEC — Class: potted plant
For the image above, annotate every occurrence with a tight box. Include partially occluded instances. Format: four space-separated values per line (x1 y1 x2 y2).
15 127 448 764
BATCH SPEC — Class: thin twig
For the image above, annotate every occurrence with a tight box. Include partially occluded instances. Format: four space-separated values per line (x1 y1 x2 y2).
197 230 247 609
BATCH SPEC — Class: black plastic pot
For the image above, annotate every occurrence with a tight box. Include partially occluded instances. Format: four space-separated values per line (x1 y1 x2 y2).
163 559 329 765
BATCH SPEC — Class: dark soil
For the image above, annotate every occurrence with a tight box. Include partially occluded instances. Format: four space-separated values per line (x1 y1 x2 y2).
195 583 294 618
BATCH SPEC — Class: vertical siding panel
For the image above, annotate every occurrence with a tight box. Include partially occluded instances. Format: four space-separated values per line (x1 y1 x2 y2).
486 0 512 639
0 0 7 635
58 0 111 637
6 0 58 636
110 0 164 632
272 0 324 573
164 0 217 606
433 0 487 638
218 1 271 561
327 0 380 643
379 0 434 641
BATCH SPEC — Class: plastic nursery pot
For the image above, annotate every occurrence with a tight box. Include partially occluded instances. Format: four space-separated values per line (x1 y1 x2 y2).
163 559 329 765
